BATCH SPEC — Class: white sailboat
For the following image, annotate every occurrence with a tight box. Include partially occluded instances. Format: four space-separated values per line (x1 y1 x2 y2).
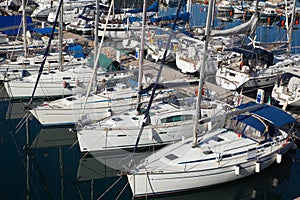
96 1 158 39
29 0 143 125
77 94 227 152
29 73 171 126
270 0 300 107
0 52 85 82
3 0 91 100
215 0 300 92
126 102 296 197
125 0 297 197
76 0 229 153
272 63 300 107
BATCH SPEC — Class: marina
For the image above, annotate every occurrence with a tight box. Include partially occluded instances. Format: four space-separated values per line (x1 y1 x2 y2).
1 0 300 199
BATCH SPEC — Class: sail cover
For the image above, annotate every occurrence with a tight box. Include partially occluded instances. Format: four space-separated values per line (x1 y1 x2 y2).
0 15 34 35
236 102 295 126
210 14 258 37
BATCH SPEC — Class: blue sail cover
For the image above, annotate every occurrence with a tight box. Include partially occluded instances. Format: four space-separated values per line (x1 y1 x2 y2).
150 12 190 23
31 27 58 34
236 102 295 126
126 1 159 13
0 15 34 35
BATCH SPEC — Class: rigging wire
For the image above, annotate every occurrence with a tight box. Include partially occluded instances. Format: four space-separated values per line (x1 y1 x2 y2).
128 0 185 168
28 0 63 105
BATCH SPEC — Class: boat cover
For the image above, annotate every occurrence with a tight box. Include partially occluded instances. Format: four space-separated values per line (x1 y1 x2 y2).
235 114 266 133
31 27 58 34
236 102 295 127
0 15 34 35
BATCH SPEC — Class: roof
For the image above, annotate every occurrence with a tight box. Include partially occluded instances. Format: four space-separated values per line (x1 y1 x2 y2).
236 102 295 127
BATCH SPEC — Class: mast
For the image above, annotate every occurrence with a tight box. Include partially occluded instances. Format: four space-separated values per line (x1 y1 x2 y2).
130 0 184 166
94 0 99 59
59 0 64 71
79 2 114 120
186 0 191 29
287 0 297 55
135 0 147 112
22 0 28 58
29 0 63 104
192 0 215 147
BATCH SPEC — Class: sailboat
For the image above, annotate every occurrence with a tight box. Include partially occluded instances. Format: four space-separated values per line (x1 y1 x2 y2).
125 0 297 197
76 0 229 153
215 0 300 92
270 0 300 108
3 0 91 100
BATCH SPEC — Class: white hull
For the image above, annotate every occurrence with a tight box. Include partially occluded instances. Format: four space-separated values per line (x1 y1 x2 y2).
78 120 196 152
175 56 199 74
30 92 139 126
215 67 278 91
126 102 295 197
4 81 82 99
128 147 288 197
4 68 92 99
77 98 226 152
272 68 300 107
0 53 85 82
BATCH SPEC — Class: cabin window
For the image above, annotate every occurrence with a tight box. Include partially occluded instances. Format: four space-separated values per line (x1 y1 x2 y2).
107 88 115 92
63 77 72 80
42 72 49 75
48 60 58 64
203 150 213 155
229 72 235 77
159 132 167 134
222 154 232 159
49 71 56 74
112 117 123 121
160 114 193 123
243 125 262 140
266 78 269 81
66 97 77 101
131 117 138 120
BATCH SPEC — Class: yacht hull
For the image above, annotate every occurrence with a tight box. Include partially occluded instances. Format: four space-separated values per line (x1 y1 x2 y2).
128 144 290 197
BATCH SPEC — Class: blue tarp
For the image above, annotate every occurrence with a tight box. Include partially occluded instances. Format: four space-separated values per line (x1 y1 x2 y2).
0 15 34 35
66 44 85 58
31 27 58 34
150 12 190 23
236 102 295 126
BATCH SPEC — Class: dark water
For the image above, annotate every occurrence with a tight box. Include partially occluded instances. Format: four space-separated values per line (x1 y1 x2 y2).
1 2 300 200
